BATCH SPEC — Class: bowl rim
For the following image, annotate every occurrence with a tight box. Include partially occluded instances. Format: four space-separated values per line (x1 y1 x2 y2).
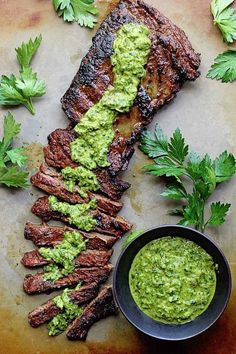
113 224 232 341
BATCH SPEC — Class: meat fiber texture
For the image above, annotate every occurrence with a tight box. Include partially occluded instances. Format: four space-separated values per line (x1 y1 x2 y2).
23 0 200 340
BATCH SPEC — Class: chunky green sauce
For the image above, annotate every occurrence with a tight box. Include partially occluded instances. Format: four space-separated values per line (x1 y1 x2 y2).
129 237 217 324
61 166 99 197
48 195 97 231
40 231 86 282
48 284 83 336
70 23 151 170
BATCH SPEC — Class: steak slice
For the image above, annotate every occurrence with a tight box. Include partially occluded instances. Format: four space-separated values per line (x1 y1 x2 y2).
66 285 117 340
43 128 131 199
24 223 117 250
31 196 132 237
21 249 113 268
31 168 123 217
23 264 112 295
28 282 100 328
61 0 200 139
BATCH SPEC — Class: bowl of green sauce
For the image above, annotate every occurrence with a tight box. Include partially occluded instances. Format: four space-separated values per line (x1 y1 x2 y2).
113 225 231 341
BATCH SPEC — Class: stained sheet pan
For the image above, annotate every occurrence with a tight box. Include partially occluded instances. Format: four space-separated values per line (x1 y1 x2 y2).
0 0 236 353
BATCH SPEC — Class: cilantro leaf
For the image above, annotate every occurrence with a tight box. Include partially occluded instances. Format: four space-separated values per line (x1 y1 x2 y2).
53 0 98 28
168 128 189 164
0 113 29 188
0 36 45 115
211 0 236 43
214 151 236 182
139 125 168 158
6 148 27 167
207 50 236 82
140 125 235 232
0 166 28 188
207 202 231 226
122 230 144 250
15 35 42 69
0 112 21 160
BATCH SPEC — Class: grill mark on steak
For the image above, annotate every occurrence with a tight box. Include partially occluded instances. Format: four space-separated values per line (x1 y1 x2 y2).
66 285 117 340
23 264 113 295
24 223 117 250
61 0 200 131
21 249 113 268
28 282 100 328
31 196 132 237
31 169 123 217
43 129 131 200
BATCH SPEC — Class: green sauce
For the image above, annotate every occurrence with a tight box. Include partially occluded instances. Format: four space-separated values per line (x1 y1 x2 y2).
70 23 151 170
129 237 217 324
48 195 97 231
40 231 86 282
48 284 83 336
61 166 99 197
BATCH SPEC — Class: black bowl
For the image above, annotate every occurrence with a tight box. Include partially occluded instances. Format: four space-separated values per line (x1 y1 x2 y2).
113 225 231 341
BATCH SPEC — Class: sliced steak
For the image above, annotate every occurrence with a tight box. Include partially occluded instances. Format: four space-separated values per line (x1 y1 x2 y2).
61 0 200 139
23 264 112 295
28 282 100 328
21 249 113 268
24 222 117 250
66 285 117 340
43 128 131 198
31 169 123 216
31 196 132 237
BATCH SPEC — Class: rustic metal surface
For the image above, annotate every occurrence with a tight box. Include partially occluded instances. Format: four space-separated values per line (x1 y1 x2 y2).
0 0 236 353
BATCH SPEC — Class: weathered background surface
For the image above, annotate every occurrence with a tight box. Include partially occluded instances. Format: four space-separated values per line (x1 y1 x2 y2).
0 0 235 353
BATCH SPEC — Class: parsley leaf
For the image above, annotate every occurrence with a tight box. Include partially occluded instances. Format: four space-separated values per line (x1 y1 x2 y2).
122 230 144 249
53 0 98 28
207 50 236 82
15 35 42 69
0 112 29 188
211 0 236 43
207 202 231 226
214 151 236 182
140 124 236 232
0 36 46 115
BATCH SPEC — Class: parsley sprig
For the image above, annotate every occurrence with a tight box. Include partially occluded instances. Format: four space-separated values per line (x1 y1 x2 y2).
140 125 236 232
0 112 29 188
53 0 98 29
211 0 236 43
0 35 46 115
207 50 236 82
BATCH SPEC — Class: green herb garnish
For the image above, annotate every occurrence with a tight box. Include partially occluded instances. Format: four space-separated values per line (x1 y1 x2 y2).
207 50 236 82
211 0 236 43
0 112 28 188
53 0 98 28
140 125 236 232
0 35 46 115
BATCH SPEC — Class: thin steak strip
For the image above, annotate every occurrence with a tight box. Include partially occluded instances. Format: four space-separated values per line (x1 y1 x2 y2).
28 282 100 328
66 285 117 340
31 166 123 217
23 264 113 295
21 249 113 268
24 222 117 250
31 196 132 237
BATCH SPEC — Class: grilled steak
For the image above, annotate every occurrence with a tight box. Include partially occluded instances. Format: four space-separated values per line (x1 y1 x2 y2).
23 264 112 295
31 169 123 216
66 285 117 340
43 129 131 200
28 282 100 328
62 0 200 135
24 222 117 250
31 196 132 237
21 249 113 268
